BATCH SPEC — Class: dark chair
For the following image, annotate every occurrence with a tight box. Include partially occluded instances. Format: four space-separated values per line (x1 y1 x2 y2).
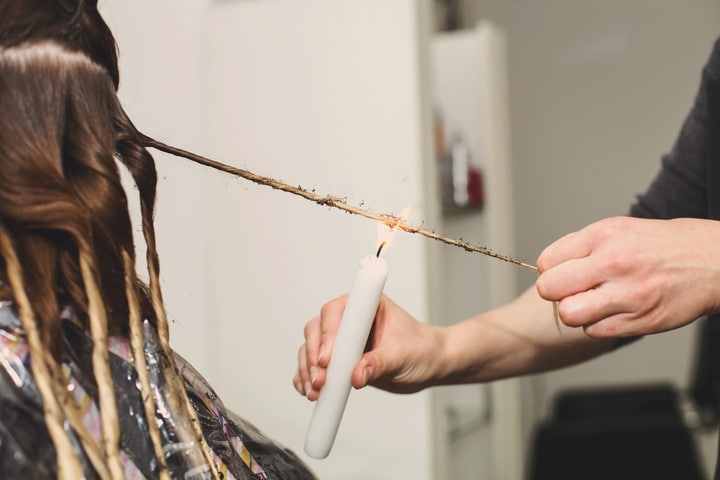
528 383 705 480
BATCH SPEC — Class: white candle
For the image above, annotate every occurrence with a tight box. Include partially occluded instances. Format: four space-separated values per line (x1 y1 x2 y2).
304 254 388 459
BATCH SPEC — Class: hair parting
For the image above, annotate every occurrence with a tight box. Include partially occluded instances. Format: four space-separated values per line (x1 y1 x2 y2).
0 221 83 480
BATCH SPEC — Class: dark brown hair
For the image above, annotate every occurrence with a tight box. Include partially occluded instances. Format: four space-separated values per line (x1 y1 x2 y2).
0 1 218 478
0 0 149 349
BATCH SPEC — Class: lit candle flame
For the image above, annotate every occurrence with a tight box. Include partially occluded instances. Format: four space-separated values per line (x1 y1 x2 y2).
376 207 410 257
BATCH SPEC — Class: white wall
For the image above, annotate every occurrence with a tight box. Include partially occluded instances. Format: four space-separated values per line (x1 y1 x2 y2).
100 0 214 376
469 0 720 472
200 2 434 479
102 1 437 479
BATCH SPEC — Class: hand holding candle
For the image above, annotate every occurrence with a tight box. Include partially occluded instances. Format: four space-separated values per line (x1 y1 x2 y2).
303 254 388 459
304 215 404 459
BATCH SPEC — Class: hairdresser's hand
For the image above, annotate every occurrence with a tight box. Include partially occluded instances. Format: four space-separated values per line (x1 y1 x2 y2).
536 216 720 338
294 295 446 400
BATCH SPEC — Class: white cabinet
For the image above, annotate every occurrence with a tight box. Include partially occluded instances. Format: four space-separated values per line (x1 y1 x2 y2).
429 23 524 480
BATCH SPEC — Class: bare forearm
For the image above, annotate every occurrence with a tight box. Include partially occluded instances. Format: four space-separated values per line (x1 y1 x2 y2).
435 287 617 385
297 286 618 399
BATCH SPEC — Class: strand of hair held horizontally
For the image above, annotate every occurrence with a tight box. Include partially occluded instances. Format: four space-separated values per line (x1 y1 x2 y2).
141 136 538 272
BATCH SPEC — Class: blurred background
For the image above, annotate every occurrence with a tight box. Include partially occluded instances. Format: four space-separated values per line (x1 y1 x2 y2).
100 1 720 478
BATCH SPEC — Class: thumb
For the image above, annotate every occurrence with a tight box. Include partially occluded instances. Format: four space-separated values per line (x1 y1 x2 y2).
351 350 385 389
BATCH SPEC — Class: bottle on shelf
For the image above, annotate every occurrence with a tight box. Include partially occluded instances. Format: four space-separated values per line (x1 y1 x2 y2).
439 133 485 214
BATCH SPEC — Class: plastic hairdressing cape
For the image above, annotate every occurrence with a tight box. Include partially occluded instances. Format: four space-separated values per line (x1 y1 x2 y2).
0 302 316 480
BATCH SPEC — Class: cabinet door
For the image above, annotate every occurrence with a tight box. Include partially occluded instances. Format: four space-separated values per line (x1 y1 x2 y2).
431 23 524 480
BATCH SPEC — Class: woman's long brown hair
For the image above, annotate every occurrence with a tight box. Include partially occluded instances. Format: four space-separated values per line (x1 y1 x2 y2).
0 1 219 478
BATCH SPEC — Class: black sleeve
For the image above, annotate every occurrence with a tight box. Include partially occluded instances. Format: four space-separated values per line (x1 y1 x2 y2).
616 38 720 351
630 37 720 220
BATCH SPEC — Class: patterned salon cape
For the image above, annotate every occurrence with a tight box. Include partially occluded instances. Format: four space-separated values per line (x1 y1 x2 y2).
0 302 316 480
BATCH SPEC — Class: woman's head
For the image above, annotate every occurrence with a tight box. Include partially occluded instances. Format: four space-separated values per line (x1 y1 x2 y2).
0 4 220 478
0 0 162 341
0 0 119 87
0 2 180 476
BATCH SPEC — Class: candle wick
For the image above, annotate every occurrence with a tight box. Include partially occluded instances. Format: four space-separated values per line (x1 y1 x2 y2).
376 242 386 258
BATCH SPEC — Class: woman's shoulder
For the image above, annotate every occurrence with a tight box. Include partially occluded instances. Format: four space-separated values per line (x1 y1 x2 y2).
0 305 317 479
